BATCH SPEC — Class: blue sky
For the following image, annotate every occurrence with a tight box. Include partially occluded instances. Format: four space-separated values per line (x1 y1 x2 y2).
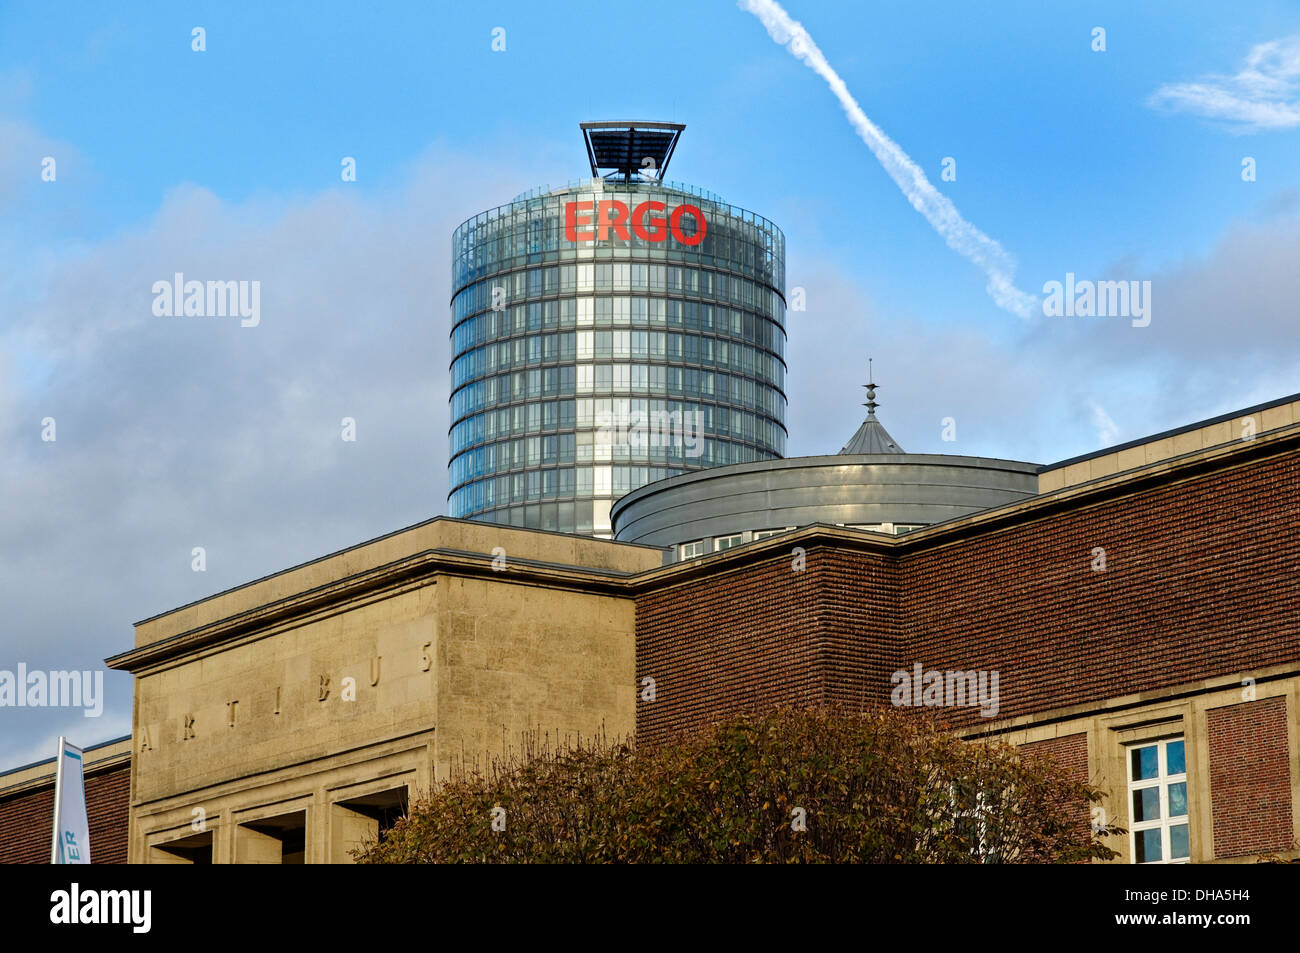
10 2 1300 278
9 1 1299 289
5 0 1299 337
2 0 1300 762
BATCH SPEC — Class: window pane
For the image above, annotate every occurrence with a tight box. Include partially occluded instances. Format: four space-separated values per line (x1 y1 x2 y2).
1135 828 1162 864
1169 824 1189 860
1168 782 1187 818
1131 746 1159 781
1132 787 1160 822
1166 740 1186 775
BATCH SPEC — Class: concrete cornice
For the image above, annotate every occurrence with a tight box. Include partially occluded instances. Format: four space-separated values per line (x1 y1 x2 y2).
957 661 1300 741
0 738 133 798
1041 389 1300 473
900 417 1300 550
133 514 662 628
107 547 639 674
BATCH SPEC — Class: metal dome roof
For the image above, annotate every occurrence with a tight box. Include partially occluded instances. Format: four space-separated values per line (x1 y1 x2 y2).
838 360 904 454
839 415 904 454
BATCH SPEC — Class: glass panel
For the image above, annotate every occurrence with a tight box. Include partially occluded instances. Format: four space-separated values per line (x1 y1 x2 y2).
1166 740 1185 775
1168 782 1187 818
1135 828 1162 864
1169 824 1189 860
1131 746 1159 781
1132 787 1160 822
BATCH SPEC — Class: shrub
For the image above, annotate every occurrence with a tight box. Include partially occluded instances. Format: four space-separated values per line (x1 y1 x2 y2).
357 706 1123 864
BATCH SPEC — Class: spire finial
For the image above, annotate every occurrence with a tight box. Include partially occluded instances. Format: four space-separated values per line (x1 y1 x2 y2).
863 358 878 417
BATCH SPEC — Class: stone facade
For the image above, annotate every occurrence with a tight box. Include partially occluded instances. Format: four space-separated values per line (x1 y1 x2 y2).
2 398 1298 863
107 520 658 864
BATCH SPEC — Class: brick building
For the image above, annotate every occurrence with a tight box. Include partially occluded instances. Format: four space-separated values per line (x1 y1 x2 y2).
631 392 1300 863
2 392 1298 864
0 737 131 864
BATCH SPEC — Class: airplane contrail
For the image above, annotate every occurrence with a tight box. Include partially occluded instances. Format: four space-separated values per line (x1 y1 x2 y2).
739 0 1037 319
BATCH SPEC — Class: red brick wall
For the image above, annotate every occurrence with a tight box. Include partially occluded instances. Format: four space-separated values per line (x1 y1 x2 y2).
813 548 904 713
905 453 1300 729
1206 697 1294 857
635 450 1300 739
0 761 131 864
1021 733 1092 835
1021 733 1089 782
633 450 1300 858
635 546 900 746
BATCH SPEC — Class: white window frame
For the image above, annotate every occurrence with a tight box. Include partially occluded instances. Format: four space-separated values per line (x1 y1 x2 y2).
679 540 707 560
1126 737 1189 864
714 533 744 552
945 783 1001 863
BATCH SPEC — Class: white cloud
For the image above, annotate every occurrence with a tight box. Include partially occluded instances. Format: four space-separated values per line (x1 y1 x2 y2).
785 198 1300 466
0 144 524 766
1149 35 1300 131
1088 400 1120 447
737 0 1037 318
6 710 133 773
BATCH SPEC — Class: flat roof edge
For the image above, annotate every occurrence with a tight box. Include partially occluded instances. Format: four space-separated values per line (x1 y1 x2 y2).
134 515 662 627
0 734 132 784
611 452 1040 515
1042 390 1300 473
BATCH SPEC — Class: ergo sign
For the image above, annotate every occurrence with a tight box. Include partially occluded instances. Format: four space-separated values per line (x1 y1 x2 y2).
565 200 707 246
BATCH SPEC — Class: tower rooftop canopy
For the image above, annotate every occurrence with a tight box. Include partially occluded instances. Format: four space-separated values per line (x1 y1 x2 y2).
581 121 685 181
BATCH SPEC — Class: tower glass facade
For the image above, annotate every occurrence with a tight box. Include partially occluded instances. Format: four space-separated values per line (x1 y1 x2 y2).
449 178 786 536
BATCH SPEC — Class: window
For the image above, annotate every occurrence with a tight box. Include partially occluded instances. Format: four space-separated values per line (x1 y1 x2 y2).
150 830 213 864
679 540 707 560
236 810 307 864
330 787 409 864
714 534 744 552
948 782 1002 864
752 528 790 541
1127 738 1189 864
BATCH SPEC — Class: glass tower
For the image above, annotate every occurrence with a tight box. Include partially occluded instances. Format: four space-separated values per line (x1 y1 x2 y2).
448 123 787 536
